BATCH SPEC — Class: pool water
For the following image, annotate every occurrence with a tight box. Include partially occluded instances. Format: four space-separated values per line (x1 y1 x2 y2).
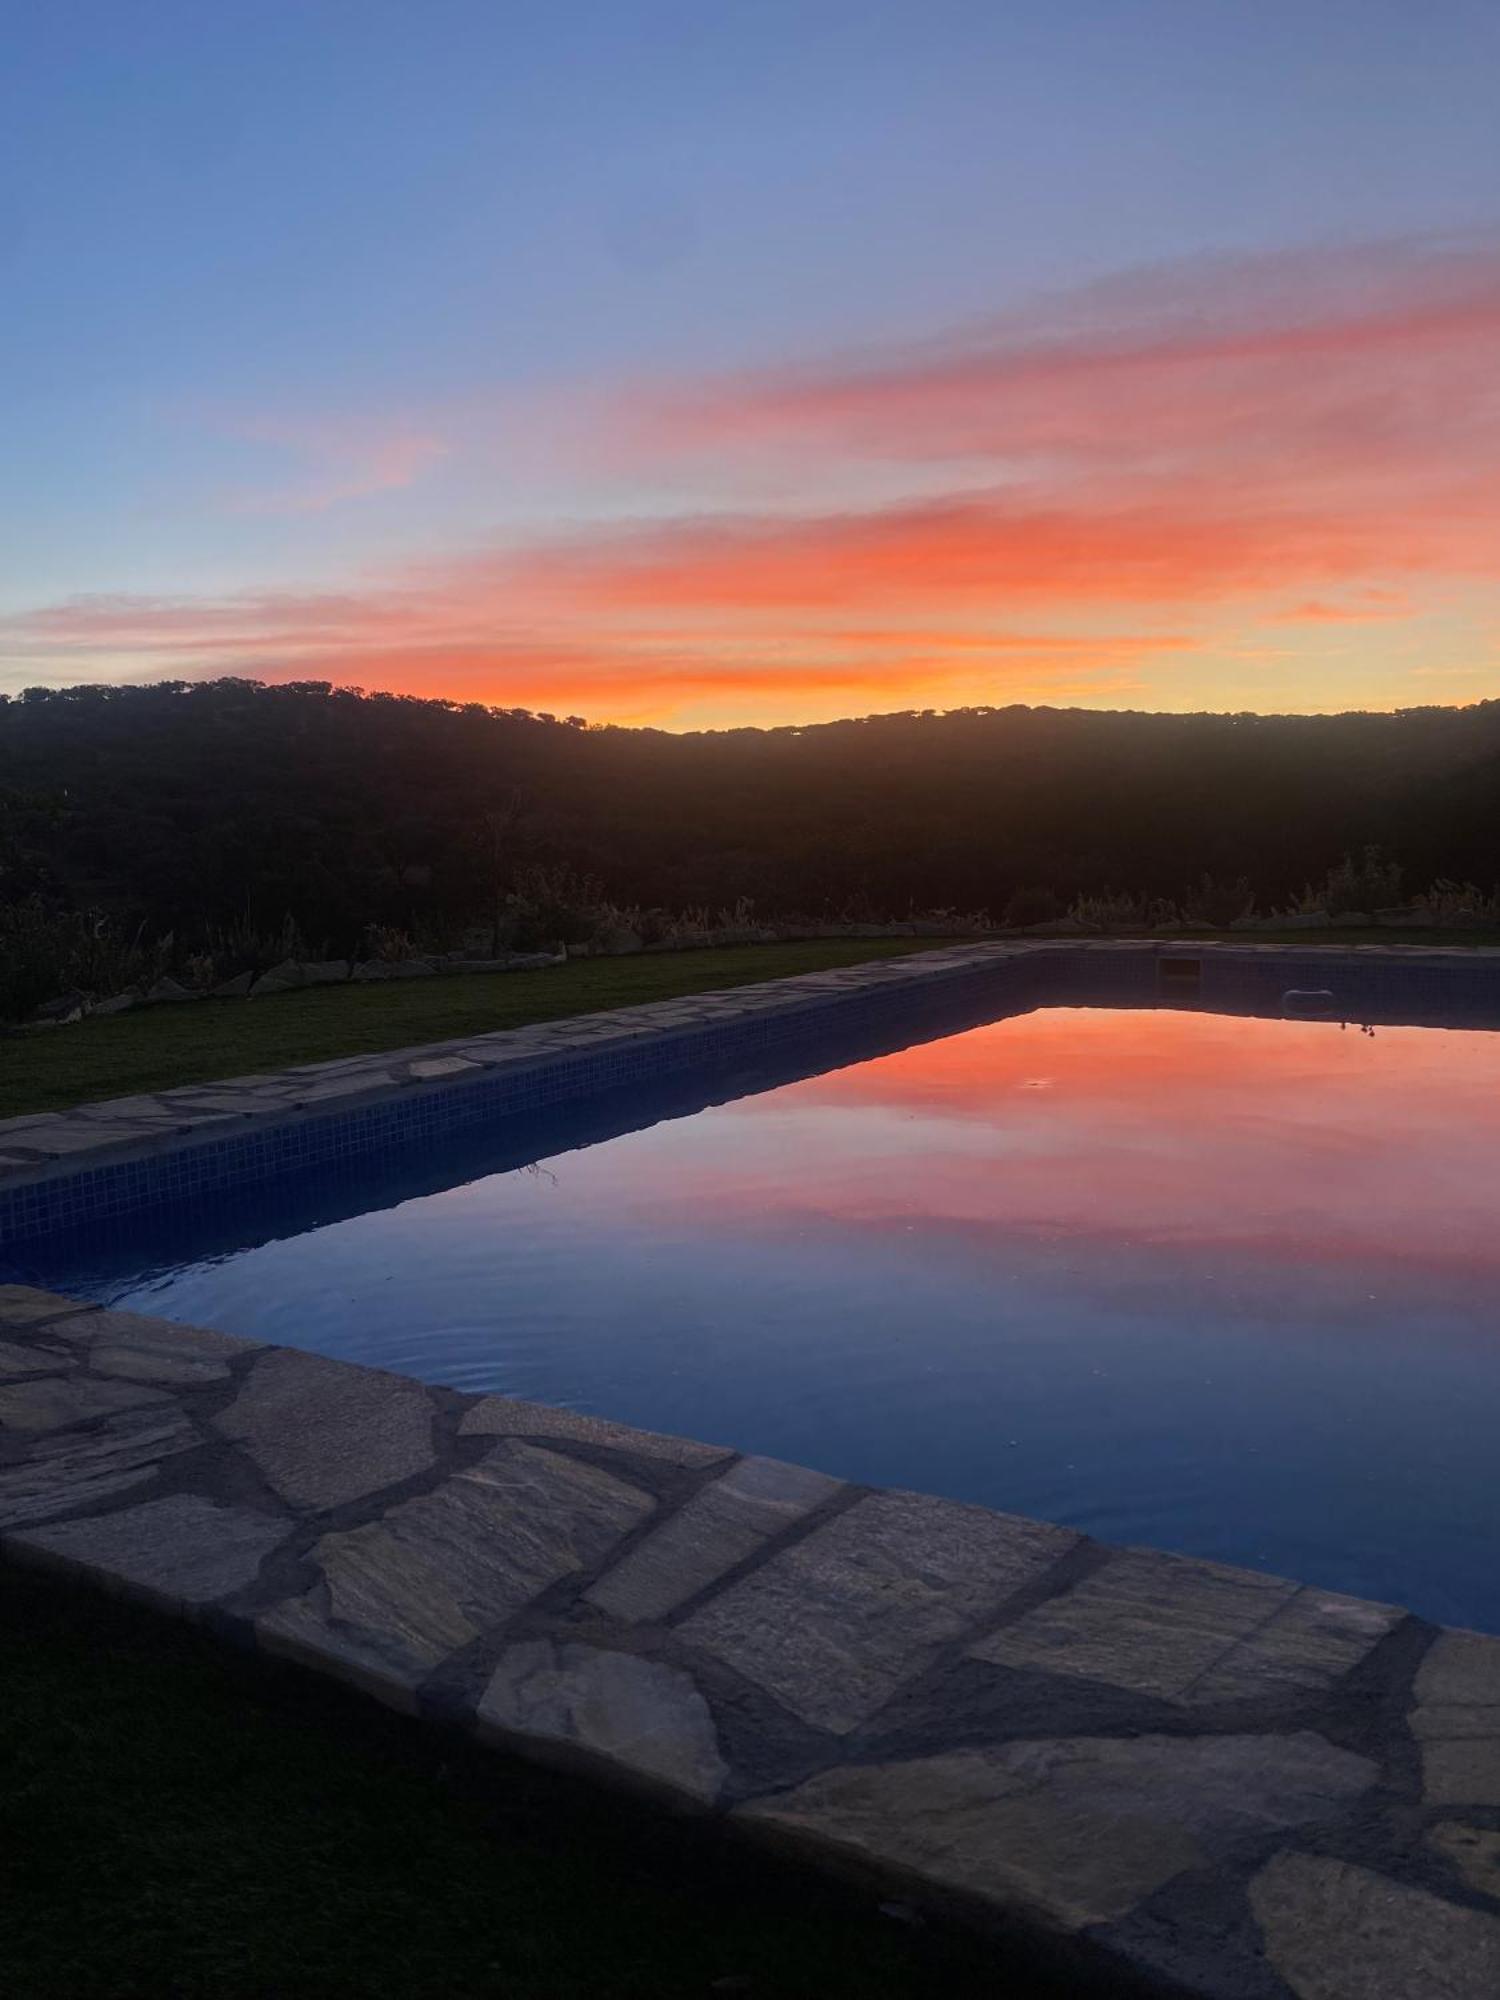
30 1004 1500 1629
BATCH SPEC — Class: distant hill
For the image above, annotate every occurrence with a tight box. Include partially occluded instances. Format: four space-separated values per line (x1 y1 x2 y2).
3 678 1499 948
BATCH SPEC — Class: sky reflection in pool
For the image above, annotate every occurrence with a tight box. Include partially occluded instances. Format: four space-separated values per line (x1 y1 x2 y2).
93 1008 1500 1628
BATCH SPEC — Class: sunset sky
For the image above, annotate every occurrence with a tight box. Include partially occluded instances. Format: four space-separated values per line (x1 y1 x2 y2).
3 2 1498 727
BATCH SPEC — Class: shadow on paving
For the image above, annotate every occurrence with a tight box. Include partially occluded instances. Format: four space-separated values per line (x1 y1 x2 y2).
0 1563 1082 2000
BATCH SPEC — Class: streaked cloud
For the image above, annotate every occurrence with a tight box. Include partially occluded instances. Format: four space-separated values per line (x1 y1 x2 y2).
4 236 1497 722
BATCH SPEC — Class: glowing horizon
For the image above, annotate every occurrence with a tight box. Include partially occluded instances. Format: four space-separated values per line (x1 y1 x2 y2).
4 7 1498 729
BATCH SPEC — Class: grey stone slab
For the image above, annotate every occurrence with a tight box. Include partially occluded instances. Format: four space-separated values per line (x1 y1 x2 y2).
1427 1823 1500 1904
0 1285 82 1328
74 1095 195 1123
478 1639 728 1804
679 1490 1077 1733
8 1494 289 1611
0 1373 173 1433
1187 1585 1402 1703
257 1440 655 1705
47 1309 258 1385
287 1074 397 1104
459 1394 732 1470
212 1347 436 1511
407 1055 479 1080
3 1121 155 1156
0 1338 69 1380
1248 1851 1500 2000
1411 1631 1500 1806
586 1455 844 1624
741 1732 1374 1933
1417 1630 1500 1706
970 1547 1296 1700
0 1406 201 1528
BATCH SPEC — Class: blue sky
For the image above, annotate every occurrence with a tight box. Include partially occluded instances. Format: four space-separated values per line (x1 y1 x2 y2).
3 1 1498 722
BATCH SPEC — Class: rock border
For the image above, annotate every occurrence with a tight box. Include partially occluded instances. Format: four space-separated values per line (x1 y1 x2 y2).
2 1283 1499 1998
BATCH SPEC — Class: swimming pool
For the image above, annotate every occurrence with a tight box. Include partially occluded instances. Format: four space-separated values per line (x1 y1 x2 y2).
18 969 1500 1633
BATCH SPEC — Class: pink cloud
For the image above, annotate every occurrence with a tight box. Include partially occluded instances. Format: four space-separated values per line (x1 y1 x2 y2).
6 235 1498 722
203 409 446 513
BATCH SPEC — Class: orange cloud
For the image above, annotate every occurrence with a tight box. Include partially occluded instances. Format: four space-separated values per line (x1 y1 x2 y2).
4 236 1497 722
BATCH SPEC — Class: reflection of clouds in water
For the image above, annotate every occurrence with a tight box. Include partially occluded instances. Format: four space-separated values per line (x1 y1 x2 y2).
620 1009 1500 1288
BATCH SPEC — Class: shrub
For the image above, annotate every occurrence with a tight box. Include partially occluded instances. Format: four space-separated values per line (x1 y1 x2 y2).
1181 874 1255 928
1321 846 1403 916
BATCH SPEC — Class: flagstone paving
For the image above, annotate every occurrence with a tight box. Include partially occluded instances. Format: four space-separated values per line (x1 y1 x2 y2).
3 1285 1499 1998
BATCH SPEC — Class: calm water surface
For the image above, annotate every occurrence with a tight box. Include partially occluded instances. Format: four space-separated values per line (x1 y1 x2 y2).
48 1007 1500 1628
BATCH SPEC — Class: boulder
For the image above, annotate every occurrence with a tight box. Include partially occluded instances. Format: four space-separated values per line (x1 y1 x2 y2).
247 958 303 997
210 971 255 998
143 978 198 1005
93 992 137 1016
29 990 89 1023
298 960 350 986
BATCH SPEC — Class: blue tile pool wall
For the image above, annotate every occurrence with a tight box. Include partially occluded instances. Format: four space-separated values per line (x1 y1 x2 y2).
0 951 1049 1250
9 967 1051 1275
7 943 1500 1255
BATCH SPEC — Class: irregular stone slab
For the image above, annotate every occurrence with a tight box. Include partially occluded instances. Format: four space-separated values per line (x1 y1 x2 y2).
8 1494 289 1612
0 1338 68 1380
0 1120 155 1157
459 1394 732 1470
0 1407 201 1528
1411 1631 1500 1806
478 1639 728 1804
0 1373 173 1433
1428 1822 1500 1903
970 1548 1390 1704
0 1285 81 1328
408 1055 478 1081
257 1440 655 1704
742 1732 1374 1932
1188 1584 1402 1703
679 1490 1077 1733
1249 1851 1500 1999
47 1309 257 1385
586 1455 843 1624
212 1346 436 1511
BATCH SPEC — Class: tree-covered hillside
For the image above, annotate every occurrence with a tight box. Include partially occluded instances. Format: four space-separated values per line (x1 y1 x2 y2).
3 678 1499 970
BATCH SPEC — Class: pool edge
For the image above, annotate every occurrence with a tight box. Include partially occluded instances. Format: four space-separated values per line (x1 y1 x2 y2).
3 1283 1499 1999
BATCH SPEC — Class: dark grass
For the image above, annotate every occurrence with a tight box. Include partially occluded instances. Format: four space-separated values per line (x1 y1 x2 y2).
6 930 1498 1123
0 1561 1069 2000
0 940 958 1120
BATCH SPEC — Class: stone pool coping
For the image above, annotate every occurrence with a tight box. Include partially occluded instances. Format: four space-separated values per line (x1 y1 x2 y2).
5 935 1500 1246
2 1281 1500 1999
7 939 1500 1993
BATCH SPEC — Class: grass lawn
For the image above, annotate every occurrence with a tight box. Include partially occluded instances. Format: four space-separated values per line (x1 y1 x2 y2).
3 929 1496 1122
0 940 960 1120
0 1562 1063 2000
